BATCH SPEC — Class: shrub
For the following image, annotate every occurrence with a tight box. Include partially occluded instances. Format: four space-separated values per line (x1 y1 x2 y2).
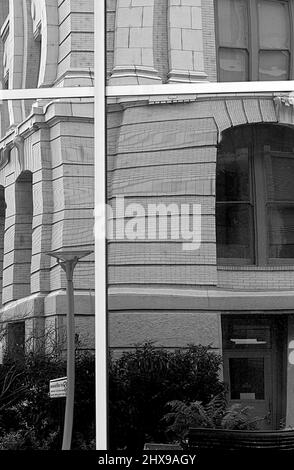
162 392 260 445
0 350 95 450
109 343 225 451
0 428 59 450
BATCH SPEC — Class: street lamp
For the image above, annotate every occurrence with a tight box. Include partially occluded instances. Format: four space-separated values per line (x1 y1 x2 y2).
46 249 93 450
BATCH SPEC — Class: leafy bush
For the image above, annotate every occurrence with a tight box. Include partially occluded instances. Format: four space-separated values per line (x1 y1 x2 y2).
0 428 59 450
0 351 95 450
162 392 260 444
109 342 225 451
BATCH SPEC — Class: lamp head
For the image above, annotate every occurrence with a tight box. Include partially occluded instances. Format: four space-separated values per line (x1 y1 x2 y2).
46 249 93 262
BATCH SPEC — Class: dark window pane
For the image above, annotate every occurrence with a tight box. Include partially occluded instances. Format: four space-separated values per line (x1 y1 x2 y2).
219 48 248 82
259 50 289 80
216 203 254 260
217 0 248 47
216 149 249 201
257 125 294 152
268 205 294 258
258 0 290 49
230 357 265 400
265 155 294 201
7 322 25 362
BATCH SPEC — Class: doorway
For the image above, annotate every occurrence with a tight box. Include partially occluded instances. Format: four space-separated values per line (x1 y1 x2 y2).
222 314 287 429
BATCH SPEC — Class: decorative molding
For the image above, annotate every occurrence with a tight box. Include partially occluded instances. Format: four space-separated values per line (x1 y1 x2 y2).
13 134 24 171
0 144 11 170
148 94 197 105
108 287 294 312
31 0 41 40
1 15 9 83
274 94 294 108
168 69 208 84
109 66 162 86
273 94 294 123
0 129 25 171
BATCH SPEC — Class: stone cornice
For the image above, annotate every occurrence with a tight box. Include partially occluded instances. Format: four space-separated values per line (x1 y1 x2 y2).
106 92 280 107
0 100 94 168
108 287 294 312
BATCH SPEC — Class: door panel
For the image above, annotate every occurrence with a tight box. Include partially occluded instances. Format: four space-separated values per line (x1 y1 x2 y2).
222 315 287 430
224 350 272 429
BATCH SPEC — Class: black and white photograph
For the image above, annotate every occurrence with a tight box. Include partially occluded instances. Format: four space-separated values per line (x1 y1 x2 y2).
2 0 294 463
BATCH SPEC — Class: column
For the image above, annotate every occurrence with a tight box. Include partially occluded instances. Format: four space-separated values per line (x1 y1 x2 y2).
109 0 161 85
168 0 208 83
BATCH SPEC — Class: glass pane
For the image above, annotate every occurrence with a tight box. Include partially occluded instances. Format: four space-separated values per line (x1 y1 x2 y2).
265 155 294 201
229 358 265 400
259 50 289 80
226 324 271 349
216 203 254 260
258 0 290 49
268 205 294 258
219 48 248 82
217 149 249 201
257 125 294 152
217 0 248 47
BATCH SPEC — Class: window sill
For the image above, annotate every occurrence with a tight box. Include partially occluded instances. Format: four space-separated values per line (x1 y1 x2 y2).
218 265 294 271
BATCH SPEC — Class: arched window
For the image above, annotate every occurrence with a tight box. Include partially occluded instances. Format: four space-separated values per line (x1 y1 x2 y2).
215 0 294 81
216 124 294 265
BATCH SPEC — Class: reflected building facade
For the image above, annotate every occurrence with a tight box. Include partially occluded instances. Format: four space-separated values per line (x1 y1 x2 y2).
0 0 95 356
107 0 294 428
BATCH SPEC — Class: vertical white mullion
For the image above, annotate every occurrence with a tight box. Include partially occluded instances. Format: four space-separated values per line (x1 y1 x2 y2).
95 0 107 451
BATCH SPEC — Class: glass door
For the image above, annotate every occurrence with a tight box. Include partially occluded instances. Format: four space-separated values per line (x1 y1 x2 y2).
223 350 273 429
222 315 286 429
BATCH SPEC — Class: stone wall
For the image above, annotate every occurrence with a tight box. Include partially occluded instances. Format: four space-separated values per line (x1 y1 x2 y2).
0 1 95 353
107 94 294 354
108 0 213 84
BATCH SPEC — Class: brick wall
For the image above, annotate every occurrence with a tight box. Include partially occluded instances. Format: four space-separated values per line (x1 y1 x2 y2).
153 0 169 83
107 101 218 287
201 0 217 82
106 0 117 79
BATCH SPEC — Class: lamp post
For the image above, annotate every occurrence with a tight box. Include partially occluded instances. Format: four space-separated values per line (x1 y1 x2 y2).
46 249 93 450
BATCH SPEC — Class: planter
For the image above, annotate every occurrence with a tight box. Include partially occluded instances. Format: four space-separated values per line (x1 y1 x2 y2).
187 428 294 451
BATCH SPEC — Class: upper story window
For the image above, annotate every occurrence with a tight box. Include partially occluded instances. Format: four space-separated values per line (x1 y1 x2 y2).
215 0 294 81
216 124 294 265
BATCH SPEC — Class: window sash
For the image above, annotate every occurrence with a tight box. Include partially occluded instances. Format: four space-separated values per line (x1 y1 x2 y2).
217 128 294 266
215 0 294 81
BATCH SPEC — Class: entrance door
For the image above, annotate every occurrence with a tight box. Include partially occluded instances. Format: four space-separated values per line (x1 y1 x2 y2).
222 315 286 430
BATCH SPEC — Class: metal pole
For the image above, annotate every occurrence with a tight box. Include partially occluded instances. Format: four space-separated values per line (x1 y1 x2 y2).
60 258 77 450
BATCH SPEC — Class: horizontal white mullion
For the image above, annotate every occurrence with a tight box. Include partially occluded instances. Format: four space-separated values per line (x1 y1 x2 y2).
106 81 294 97
0 87 94 100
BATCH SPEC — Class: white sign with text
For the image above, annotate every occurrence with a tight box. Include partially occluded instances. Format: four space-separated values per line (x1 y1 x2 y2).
49 377 67 398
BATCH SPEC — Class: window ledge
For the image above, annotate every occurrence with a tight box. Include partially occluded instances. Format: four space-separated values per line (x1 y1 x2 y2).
218 265 294 271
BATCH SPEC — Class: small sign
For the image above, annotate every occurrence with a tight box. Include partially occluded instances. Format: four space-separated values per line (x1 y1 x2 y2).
230 338 266 345
240 392 256 400
49 377 67 398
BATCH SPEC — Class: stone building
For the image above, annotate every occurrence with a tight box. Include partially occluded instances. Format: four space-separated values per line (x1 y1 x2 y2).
107 0 294 428
0 0 95 357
